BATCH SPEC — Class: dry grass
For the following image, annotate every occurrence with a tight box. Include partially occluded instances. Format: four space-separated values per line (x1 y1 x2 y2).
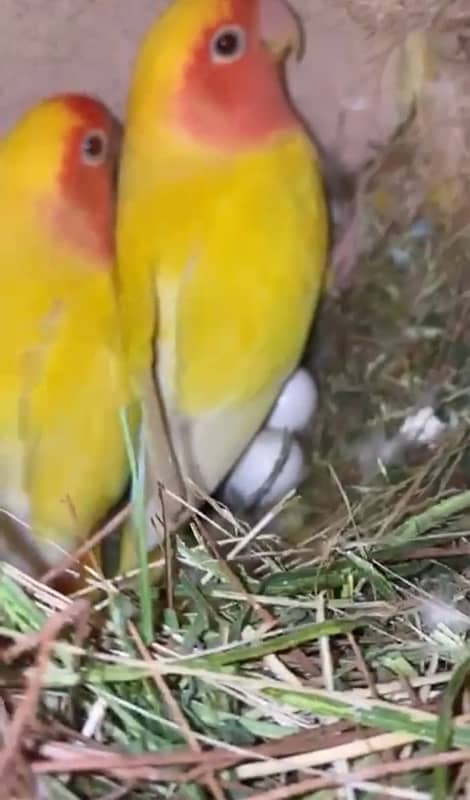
338 0 457 33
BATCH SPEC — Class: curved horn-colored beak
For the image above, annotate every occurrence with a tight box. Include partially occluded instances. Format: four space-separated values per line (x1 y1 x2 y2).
259 0 303 61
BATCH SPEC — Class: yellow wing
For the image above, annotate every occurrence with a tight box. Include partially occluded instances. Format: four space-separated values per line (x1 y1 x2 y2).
155 133 328 494
0 269 131 573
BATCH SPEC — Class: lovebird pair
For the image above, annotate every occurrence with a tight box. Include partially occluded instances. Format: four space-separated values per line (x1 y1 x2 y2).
0 0 328 585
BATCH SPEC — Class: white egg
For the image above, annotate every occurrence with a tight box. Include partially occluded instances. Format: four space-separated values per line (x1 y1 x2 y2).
223 429 305 511
267 368 318 433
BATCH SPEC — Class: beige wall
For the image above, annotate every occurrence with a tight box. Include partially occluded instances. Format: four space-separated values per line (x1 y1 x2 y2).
0 1 402 171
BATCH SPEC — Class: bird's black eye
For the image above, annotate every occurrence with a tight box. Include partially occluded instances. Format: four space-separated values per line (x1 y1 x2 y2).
210 25 246 63
80 129 108 166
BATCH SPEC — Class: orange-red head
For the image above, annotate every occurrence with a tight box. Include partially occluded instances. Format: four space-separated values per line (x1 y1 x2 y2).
126 0 302 152
0 94 120 265
56 95 120 262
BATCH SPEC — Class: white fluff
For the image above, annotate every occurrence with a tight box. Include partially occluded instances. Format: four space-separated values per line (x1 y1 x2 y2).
419 597 470 635
223 429 305 510
399 406 447 446
267 368 318 433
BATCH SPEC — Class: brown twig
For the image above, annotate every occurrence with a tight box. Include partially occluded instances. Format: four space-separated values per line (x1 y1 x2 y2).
33 724 382 784
0 600 90 799
34 748 212 774
192 517 276 630
347 632 380 700
40 504 130 587
245 746 470 800
160 482 175 611
128 621 226 800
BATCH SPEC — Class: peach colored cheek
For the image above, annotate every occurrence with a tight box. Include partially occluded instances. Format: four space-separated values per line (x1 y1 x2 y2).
173 57 298 151
38 187 114 268
173 22 299 150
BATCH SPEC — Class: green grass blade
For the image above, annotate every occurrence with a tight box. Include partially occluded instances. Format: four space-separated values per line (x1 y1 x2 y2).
120 408 153 644
433 655 470 800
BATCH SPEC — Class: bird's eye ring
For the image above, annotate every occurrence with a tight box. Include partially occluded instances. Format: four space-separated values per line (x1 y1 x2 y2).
209 25 246 63
80 129 108 166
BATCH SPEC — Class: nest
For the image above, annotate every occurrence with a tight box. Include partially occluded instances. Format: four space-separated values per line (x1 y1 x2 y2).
338 0 466 35
1 145 470 797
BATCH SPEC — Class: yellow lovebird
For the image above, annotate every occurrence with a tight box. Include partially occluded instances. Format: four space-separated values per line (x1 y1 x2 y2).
117 0 328 544
0 95 132 583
